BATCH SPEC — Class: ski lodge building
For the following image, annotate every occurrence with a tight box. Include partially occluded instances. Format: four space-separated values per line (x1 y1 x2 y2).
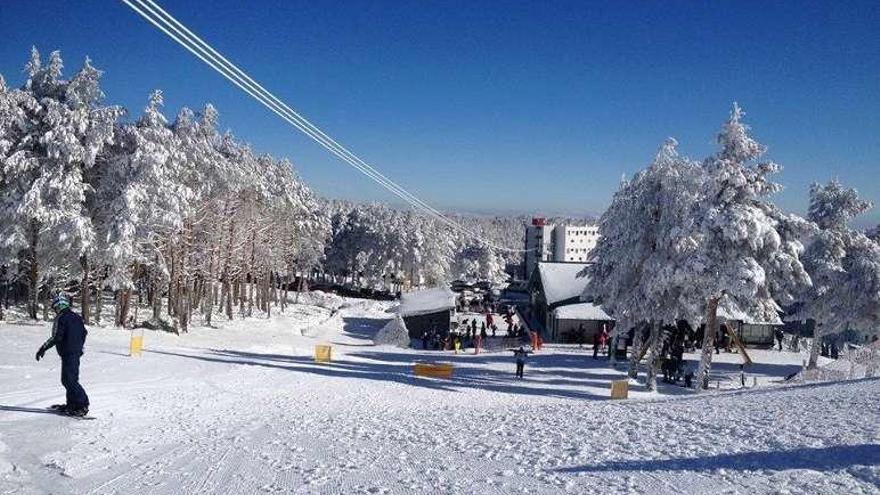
526 261 777 347
527 261 614 342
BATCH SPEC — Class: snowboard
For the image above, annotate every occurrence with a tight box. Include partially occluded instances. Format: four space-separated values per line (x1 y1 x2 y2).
47 405 96 420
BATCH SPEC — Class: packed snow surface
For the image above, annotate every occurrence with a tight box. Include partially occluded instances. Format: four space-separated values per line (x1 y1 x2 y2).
1 298 878 494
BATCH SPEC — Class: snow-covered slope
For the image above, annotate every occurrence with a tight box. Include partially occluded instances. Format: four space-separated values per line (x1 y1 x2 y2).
0 300 877 494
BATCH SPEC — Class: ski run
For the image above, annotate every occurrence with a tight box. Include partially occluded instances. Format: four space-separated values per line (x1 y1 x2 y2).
1 296 878 495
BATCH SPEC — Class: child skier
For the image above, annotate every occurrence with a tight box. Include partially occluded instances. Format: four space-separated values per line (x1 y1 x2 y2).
35 294 90 417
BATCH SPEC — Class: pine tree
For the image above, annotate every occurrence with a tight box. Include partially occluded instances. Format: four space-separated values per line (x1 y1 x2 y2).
689 104 812 389
0 49 122 319
798 180 880 368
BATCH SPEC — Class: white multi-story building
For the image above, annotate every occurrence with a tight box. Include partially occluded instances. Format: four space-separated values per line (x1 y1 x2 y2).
553 224 600 263
523 218 600 277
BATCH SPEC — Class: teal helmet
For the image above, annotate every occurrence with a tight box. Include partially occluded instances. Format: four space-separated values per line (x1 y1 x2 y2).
51 293 70 311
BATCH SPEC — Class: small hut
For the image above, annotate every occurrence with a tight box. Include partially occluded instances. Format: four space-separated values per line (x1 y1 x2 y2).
398 287 457 340
718 307 779 347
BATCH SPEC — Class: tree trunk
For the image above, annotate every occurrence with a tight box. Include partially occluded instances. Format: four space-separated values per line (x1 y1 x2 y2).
294 275 303 305
696 296 721 391
609 333 619 366
645 321 665 391
807 324 823 369
116 289 131 328
42 288 50 321
225 277 233 320
27 223 39 320
247 277 254 317
238 277 245 316
152 270 162 322
167 246 176 318
205 278 214 327
628 324 646 379
80 255 91 324
95 279 103 324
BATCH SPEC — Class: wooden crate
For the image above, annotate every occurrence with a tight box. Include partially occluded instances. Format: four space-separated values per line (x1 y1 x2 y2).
610 379 629 399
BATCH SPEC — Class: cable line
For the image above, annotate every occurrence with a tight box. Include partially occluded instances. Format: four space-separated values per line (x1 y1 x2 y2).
121 0 532 253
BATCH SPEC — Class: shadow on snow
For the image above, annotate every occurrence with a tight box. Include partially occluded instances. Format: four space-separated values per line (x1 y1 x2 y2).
146 347 610 400
555 443 880 473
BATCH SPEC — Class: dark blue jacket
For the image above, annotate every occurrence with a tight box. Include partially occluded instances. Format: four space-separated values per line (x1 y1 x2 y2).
44 309 88 357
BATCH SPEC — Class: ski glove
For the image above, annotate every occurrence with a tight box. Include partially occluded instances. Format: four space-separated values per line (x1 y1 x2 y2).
35 341 51 361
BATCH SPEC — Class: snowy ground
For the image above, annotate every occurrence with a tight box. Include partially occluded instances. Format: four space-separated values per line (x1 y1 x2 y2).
1 297 878 494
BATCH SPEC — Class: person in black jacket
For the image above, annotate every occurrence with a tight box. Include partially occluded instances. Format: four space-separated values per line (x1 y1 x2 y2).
35 294 89 416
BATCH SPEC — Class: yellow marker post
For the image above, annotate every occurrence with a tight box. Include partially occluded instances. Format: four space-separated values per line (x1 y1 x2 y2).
610 379 629 399
315 344 332 364
129 328 144 357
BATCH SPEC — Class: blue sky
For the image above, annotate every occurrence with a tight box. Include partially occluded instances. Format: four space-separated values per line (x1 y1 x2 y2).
1 1 878 225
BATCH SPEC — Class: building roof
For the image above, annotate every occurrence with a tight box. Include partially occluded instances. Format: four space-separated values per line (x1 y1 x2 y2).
717 305 782 325
398 287 456 317
552 302 613 321
536 262 591 305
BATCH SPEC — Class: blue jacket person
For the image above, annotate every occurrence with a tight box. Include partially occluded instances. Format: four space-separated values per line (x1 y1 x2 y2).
35 294 90 416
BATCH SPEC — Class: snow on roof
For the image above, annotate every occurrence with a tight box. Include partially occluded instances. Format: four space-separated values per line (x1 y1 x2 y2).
717 306 781 325
537 262 591 305
398 287 456 317
553 302 613 321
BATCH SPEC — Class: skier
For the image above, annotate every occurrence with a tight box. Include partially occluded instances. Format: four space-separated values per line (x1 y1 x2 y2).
512 346 530 378
35 294 90 417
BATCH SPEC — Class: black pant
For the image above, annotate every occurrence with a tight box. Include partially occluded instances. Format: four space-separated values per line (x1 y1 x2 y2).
515 361 524 378
61 354 89 409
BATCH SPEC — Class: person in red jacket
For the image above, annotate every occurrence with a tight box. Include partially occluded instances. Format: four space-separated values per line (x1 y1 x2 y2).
593 325 609 359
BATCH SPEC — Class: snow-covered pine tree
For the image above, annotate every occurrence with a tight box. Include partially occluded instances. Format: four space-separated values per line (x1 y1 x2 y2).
0 49 122 319
689 104 813 389
798 180 880 368
583 138 702 389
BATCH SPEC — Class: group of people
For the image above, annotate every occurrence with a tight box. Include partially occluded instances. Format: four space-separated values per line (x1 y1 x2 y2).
421 318 489 352
456 294 498 315
420 308 534 353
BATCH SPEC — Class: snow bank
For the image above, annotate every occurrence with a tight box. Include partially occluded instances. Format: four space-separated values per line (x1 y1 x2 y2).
794 340 880 383
374 315 411 347
295 291 347 311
